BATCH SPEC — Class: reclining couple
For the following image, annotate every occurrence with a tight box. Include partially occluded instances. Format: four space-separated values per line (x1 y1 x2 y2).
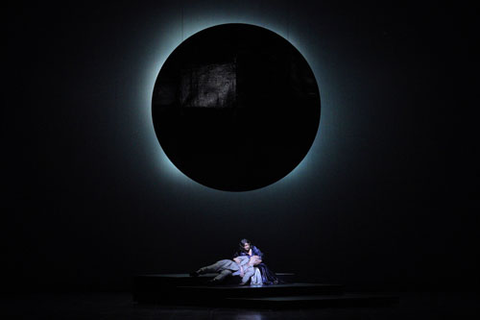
191 239 280 286
191 255 263 285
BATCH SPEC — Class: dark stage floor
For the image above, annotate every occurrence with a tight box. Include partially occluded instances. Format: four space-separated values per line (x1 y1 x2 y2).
1 292 478 319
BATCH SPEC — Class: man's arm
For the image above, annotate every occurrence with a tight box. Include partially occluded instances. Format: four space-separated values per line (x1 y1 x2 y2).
232 256 249 277
249 255 262 266
235 256 249 267
240 265 255 285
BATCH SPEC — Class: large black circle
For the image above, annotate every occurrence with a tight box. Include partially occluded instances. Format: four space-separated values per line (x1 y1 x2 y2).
152 24 320 191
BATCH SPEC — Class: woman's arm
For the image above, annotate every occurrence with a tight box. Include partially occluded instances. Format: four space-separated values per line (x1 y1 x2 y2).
252 246 264 259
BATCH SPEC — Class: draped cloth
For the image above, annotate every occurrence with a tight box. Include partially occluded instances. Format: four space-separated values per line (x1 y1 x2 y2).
250 267 263 286
233 245 281 285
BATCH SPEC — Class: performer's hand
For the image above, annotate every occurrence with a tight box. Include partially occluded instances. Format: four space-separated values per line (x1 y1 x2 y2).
249 255 262 266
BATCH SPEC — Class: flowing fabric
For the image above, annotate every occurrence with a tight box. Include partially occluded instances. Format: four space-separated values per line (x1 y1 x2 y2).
256 263 280 285
233 245 281 285
250 268 262 286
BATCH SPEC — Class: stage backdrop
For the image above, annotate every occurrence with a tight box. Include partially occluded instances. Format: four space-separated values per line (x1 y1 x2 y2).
4 0 477 292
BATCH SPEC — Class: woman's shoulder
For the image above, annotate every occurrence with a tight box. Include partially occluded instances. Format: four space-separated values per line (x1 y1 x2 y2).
252 246 264 255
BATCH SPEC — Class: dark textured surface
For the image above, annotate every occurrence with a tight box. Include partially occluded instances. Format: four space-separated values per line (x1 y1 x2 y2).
180 63 236 108
132 273 344 304
130 273 397 309
153 23 320 191
1 292 478 319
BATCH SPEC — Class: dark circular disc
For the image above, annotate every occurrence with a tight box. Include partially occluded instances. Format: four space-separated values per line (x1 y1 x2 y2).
152 23 320 191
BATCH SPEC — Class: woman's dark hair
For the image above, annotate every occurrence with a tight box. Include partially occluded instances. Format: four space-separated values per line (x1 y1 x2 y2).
239 238 252 252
